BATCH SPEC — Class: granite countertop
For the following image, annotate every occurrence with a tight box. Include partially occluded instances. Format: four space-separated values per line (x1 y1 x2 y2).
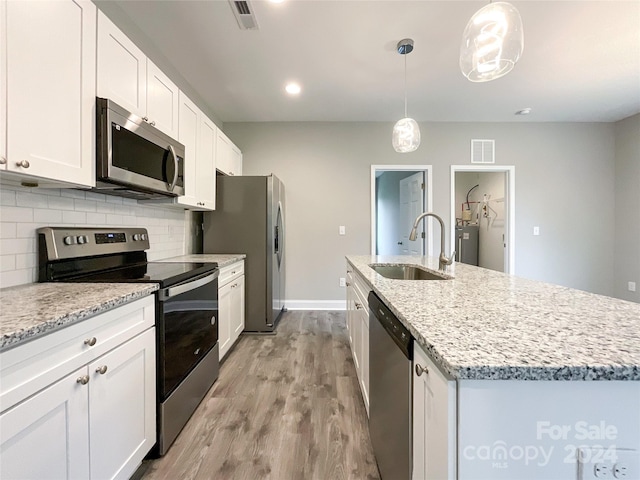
0 283 158 351
346 255 640 381
159 254 245 268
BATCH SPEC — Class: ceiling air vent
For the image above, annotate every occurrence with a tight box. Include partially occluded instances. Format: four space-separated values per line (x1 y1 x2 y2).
471 139 495 164
229 0 259 30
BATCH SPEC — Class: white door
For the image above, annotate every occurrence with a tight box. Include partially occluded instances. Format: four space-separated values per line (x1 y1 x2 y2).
4 0 96 187
400 172 425 255
88 328 156 480
0 367 90 479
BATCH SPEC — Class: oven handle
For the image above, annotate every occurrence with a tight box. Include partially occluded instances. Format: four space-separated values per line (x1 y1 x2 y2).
158 271 219 301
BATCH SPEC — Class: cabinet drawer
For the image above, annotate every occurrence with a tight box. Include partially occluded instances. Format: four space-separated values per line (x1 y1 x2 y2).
219 261 244 287
0 295 155 413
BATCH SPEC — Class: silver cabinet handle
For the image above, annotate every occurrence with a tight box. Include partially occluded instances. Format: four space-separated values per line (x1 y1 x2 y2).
142 116 149 122
346 282 351 287
398 241 403 245
16 160 30 168
0 157 6 165
415 364 429 376
77 375 90 385
150 121 156 126
84 337 97 347
355 302 363 310
167 144 179 192
95 365 108 375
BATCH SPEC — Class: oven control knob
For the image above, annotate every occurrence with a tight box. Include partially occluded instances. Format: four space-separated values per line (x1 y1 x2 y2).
133 234 141 241
63 236 75 246
141 234 147 241
77 235 87 244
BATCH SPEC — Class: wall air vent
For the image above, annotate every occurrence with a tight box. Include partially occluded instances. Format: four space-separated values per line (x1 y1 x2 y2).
229 0 259 30
471 139 495 164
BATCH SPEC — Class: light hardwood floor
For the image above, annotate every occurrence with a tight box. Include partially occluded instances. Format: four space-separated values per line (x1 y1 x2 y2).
142 310 380 480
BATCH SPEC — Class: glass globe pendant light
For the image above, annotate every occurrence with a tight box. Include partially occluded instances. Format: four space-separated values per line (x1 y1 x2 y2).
460 2 524 82
392 38 420 153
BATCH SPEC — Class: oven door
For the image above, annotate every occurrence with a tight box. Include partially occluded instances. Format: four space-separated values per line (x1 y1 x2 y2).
157 270 219 400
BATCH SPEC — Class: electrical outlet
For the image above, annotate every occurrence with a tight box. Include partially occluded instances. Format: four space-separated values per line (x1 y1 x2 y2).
578 448 638 480
339 277 346 287
594 463 611 478
533 226 540 236
613 463 628 478
339 225 346 235
628 281 636 292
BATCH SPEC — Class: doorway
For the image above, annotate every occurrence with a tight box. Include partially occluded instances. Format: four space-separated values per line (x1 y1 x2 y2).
450 165 515 274
371 165 433 256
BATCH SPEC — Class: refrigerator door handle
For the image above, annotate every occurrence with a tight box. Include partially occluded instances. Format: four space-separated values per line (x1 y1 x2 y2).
276 201 284 267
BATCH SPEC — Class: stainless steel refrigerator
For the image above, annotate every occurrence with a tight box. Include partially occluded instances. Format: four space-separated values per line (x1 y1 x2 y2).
455 225 479 266
203 174 285 333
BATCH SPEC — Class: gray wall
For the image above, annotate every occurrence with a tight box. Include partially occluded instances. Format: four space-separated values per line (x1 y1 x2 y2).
225 121 618 304
614 114 640 302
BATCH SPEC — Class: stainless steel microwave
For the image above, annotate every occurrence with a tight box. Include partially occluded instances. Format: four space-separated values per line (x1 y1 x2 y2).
94 97 185 199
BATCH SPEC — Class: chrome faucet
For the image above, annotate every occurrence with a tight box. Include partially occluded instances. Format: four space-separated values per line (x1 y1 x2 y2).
409 212 456 271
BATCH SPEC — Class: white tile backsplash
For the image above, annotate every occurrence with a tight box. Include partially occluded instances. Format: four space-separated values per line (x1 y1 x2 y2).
0 183 194 288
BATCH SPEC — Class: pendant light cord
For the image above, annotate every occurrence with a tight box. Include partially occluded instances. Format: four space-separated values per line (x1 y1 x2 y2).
404 52 408 118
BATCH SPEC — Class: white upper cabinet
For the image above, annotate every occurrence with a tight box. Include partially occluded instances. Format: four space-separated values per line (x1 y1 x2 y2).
146 60 179 138
0 0 96 187
216 129 243 177
197 115 217 210
97 11 179 139
177 91 199 207
97 10 146 117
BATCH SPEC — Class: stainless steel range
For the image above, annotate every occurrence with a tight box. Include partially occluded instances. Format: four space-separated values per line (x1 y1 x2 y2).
37 227 219 456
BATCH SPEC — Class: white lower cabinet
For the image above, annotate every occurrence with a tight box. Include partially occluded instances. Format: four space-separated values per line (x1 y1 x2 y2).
0 296 156 480
346 264 370 415
412 341 457 480
218 260 245 361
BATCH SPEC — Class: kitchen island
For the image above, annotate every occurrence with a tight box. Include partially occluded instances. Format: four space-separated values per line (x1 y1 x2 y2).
346 255 640 479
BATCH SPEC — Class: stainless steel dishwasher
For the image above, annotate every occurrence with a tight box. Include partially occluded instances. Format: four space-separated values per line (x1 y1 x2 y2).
368 291 413 480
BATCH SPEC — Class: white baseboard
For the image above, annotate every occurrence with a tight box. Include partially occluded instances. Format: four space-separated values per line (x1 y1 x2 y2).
285 300 346 311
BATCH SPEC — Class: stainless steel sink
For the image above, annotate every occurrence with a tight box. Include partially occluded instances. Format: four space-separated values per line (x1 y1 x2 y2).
369 264 451 280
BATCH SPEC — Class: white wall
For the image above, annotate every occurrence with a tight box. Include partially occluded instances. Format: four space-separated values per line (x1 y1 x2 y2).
0 183 193 287
225 121 618 304
614 113 640 302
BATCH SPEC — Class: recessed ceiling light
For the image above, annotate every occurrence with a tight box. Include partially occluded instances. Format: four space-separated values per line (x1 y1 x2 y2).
515 108 532 115
285 83 301 95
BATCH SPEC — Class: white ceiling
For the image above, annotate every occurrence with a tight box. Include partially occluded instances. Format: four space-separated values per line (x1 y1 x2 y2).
104 0 640 123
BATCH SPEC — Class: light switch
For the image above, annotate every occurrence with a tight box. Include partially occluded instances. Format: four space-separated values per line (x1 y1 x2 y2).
533 226 540 236
339 226 346 235
629 281 636 292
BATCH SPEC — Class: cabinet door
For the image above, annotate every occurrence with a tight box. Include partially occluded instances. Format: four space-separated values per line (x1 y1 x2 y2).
215 129 232 175
97 10 146 117
177 91 199 206
230 143 243 176
0 367 90 479
360 308 370 415
413 343 457 480
3 0 95 187
230 274 245 341
146 60 179 139
218 281 232 361
88 328 156 480
196 115 217 210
